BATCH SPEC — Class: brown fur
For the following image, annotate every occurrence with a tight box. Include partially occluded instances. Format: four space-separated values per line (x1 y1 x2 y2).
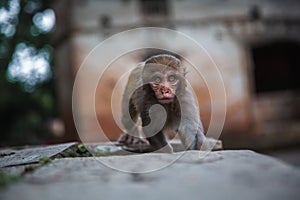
119 54 206 153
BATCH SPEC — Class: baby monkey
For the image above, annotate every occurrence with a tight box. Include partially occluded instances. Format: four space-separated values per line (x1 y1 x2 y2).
118 54 211 153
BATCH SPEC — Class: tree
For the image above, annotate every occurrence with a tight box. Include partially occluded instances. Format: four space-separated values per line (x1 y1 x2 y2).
0 0 58 146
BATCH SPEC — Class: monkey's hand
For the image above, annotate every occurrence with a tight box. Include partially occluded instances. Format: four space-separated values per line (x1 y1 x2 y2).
118 133 149 145
118 133 154 153
200 137 223 151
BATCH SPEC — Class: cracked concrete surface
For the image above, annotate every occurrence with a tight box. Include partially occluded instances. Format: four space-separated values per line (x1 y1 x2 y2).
1 150 299 200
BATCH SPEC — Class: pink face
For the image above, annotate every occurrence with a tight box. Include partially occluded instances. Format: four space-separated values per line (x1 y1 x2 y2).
149 72 179 104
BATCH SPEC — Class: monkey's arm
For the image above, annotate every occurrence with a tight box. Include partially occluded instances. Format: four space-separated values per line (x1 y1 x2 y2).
121 64 143 135
177 88 223 150
177 87 206 150
119 64 151 146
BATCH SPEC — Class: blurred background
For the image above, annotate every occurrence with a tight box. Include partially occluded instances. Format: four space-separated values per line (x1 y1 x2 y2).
1 0 300 156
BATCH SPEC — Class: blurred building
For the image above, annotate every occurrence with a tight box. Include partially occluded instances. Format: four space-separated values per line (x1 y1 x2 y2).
52 0 300 149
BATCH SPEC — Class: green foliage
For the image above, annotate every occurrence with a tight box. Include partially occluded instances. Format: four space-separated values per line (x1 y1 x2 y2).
24 164 39 172
0 0 58 146
76 144 92 157
0 171 21 188
38 156 52 165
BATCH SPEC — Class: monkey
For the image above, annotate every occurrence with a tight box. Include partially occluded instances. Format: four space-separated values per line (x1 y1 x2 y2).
118 54 209 153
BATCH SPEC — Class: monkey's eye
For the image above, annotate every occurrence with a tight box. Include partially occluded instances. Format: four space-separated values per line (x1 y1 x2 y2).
153 76 162 84
168 75 177 82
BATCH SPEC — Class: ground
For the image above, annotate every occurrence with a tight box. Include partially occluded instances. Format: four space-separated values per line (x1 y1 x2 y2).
0 143 299 200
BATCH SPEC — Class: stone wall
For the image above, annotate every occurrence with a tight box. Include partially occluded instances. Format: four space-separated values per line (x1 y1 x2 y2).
53 0 300 148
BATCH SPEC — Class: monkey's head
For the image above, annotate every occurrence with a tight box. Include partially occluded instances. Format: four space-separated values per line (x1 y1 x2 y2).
142 54 187 104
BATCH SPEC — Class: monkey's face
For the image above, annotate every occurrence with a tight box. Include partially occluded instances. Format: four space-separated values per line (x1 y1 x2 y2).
149 74 178 104
143 62 186 104
148 69 181 104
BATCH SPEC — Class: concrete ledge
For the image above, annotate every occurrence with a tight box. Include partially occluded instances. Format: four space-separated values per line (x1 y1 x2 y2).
1 150 299 200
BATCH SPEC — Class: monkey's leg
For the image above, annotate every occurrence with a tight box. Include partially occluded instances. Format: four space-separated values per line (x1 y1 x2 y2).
140 107 173 153
146 132 173 153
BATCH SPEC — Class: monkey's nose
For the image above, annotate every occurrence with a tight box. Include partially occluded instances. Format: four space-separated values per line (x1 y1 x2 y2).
161 87 170 94
161 87 173 98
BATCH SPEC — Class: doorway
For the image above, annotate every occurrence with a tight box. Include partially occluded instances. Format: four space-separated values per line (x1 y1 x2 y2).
251 40 300 123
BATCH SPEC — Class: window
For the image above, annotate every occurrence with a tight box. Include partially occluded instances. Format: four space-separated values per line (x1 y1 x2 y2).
251 41 300 93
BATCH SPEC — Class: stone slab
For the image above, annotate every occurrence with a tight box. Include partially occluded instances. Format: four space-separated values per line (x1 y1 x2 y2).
1 150 299 200
0 143 77 168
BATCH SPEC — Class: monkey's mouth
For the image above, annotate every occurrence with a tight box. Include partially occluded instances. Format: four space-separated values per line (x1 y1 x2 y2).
158 98 174 104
